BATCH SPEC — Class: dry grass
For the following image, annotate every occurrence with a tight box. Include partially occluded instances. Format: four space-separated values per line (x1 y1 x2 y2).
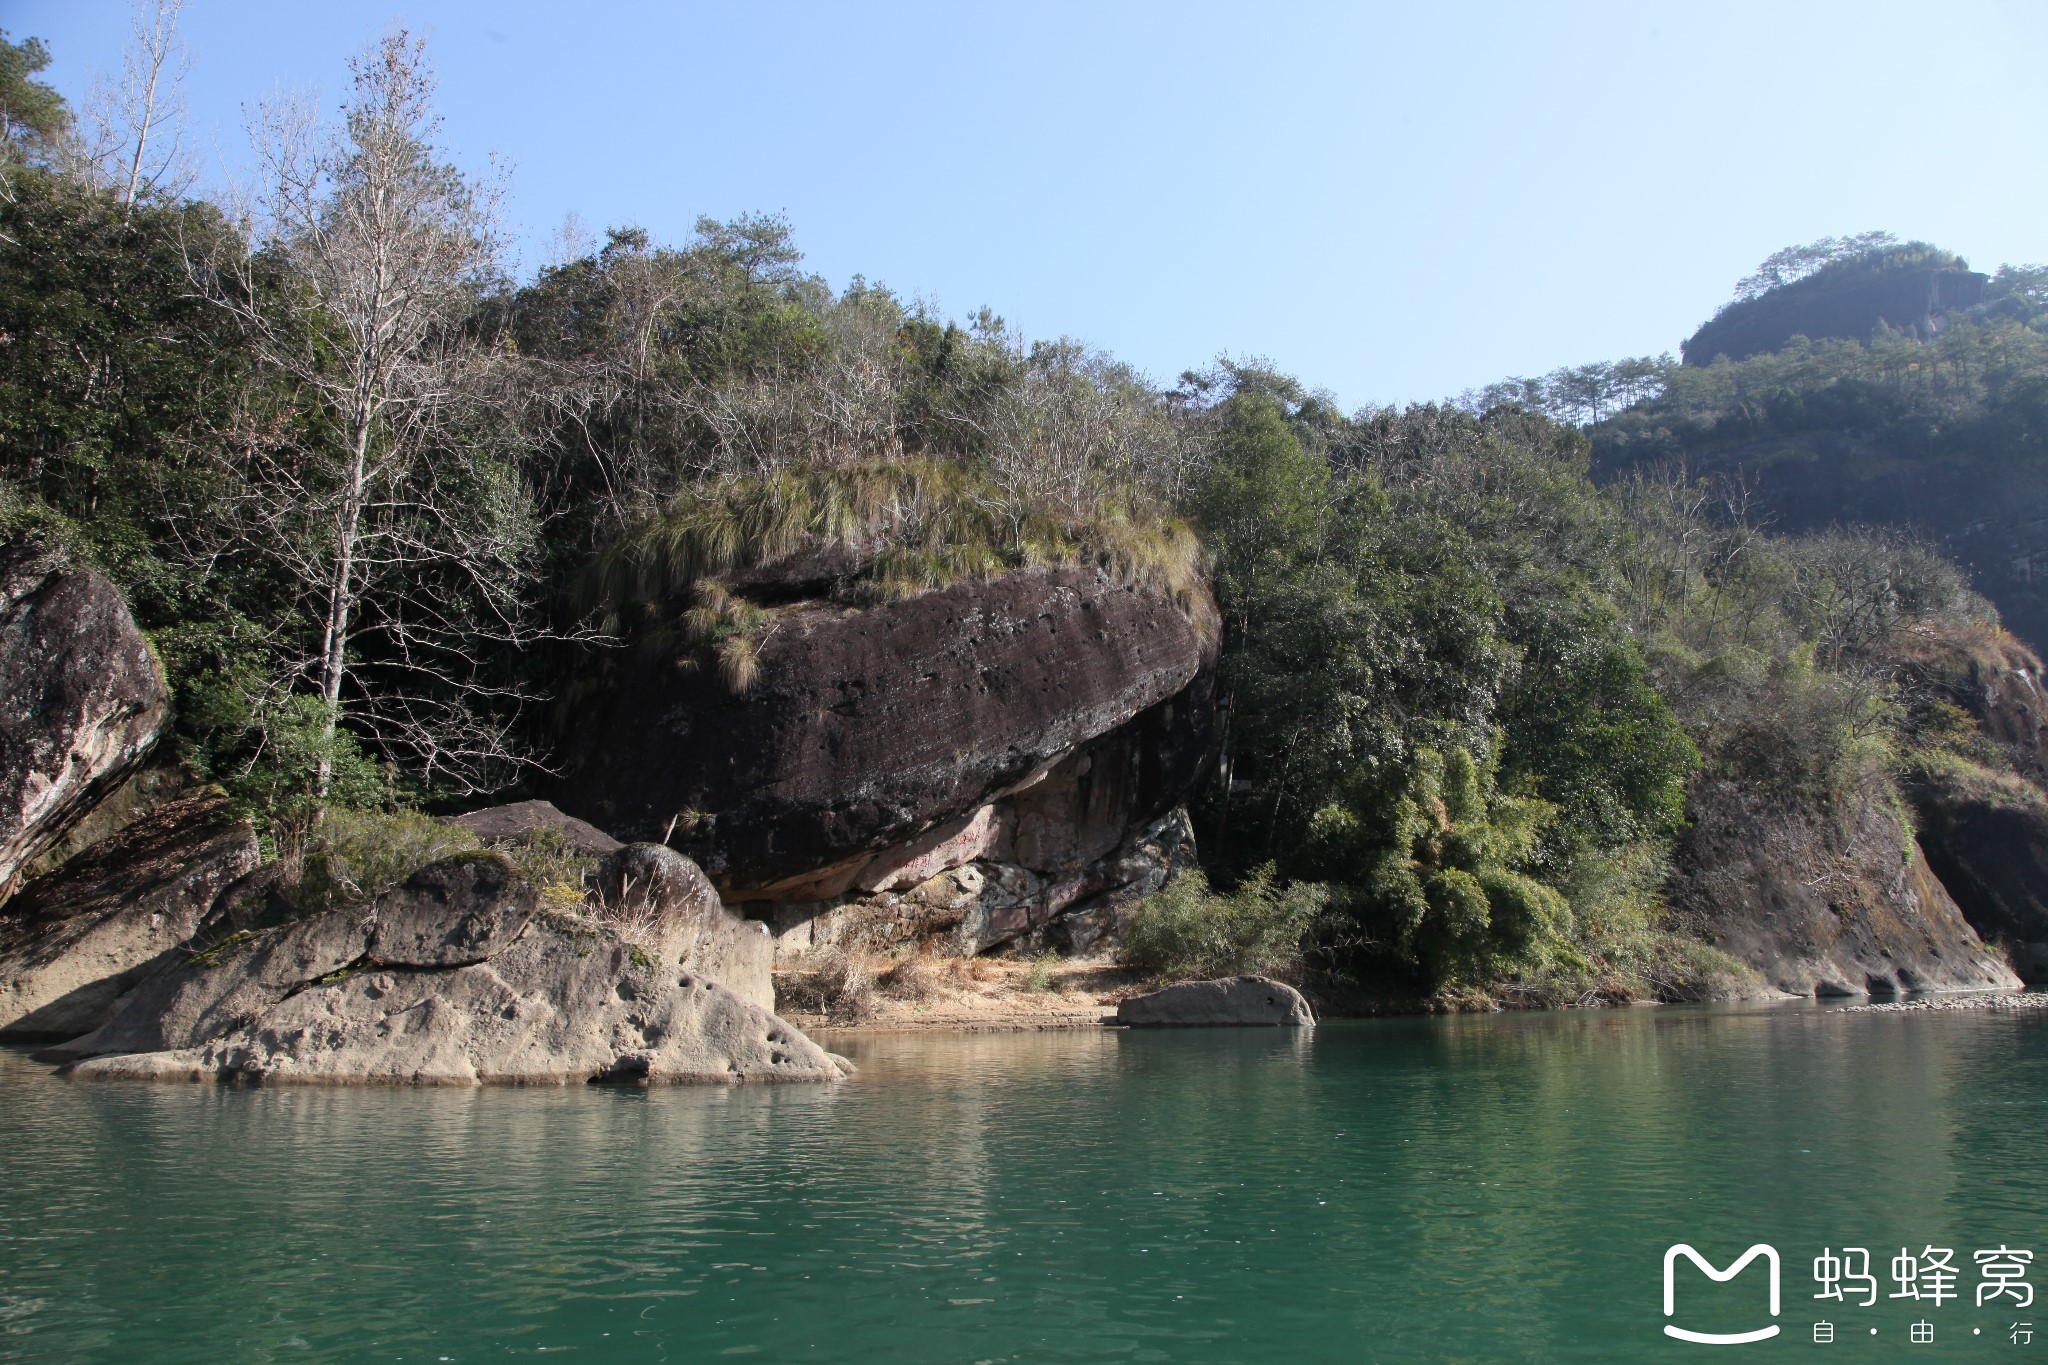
587 897 666 950
777 947 879 1021
585 460 1204 639
876 954 943 1002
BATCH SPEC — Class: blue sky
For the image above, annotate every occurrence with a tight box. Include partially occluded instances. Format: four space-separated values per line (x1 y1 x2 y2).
14 1 2048 408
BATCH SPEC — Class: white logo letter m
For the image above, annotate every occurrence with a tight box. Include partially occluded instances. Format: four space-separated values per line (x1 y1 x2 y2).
1663 1243 1781 1344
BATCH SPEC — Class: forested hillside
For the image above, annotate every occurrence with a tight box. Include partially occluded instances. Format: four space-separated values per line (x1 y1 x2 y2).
2 25 2030 1006
1584 240 2048 649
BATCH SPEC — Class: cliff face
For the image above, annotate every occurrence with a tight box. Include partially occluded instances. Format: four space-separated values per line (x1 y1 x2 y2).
1667 776 2020 996
1682 265 1987 364
1894 625 2048 980
1912 771 2048 981
0 538 168 903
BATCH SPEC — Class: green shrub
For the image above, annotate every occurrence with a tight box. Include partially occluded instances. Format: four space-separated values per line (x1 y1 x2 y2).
292 808 483 911
1022 949 1059 992
1118 863 1328 982
498 826 596 909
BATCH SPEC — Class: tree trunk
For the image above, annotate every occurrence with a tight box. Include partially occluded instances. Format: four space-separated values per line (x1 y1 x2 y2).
314 415 373 795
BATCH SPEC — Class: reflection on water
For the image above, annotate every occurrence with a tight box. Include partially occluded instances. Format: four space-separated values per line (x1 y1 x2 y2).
0 1004 2043 1361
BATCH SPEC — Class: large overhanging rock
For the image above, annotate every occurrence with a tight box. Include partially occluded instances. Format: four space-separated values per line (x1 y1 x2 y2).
47 852 846 1085
0 793 258 1040
765 806 1200 962
1912 769 2048 982
0 538 168 902
558 566 1217 901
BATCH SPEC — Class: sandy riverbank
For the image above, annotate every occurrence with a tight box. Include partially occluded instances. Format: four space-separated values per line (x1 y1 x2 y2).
775 958 1135 1033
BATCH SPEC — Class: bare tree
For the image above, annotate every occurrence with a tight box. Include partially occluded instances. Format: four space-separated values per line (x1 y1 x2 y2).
77 0 195 214
193 28 540 797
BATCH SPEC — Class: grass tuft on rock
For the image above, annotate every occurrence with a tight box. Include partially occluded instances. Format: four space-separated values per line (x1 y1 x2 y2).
289 808 484 911
585 459 1204 636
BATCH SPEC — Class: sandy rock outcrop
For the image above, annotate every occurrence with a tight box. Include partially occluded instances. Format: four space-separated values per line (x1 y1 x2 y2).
1668 778 2020 996
1118 976 1315 1026
0 537 168 902
594 842 775 1012
49 852 844 1085
0 793 258 1040
558 566 1216 901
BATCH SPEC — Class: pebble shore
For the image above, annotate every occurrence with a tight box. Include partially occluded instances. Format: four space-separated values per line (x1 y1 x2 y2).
1840 992 2048 1014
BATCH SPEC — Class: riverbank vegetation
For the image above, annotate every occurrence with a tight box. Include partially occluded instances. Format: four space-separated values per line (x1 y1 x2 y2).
3 22 2033 1007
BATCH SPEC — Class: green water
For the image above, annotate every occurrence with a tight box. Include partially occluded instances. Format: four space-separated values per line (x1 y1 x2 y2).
1 1003 2044 1362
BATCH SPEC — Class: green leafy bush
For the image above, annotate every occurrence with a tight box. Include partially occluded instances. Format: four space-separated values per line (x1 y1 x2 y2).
1118 864 1328 982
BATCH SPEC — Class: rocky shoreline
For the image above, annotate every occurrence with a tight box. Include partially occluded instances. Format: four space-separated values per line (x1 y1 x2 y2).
1838 991 2048 1014
5 531 2048 1082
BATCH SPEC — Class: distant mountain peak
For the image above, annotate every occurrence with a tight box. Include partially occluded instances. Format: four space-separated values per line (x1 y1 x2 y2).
1683 239 1986 365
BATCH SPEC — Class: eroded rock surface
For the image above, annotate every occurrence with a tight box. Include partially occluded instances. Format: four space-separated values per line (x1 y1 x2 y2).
1884 626 2048 980
1668 778 2020 996
0 793 258 1040
763 807 1198 962
1118 976 1315 1027
1898 625 2048 782
0 537 168 902
49 852 843 1085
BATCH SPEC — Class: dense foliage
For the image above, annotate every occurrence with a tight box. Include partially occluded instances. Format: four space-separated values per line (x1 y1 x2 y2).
1596 312 2048 471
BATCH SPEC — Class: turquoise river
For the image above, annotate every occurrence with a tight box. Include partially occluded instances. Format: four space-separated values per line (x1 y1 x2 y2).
1 1002 2045 1361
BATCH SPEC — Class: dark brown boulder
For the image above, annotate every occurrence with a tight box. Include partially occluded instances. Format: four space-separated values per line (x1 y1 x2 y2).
447 799 623 858
1668 777 2019 996
367 855 536 968
557 567 1217 900
0 793 258 1040
0 538 168 902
